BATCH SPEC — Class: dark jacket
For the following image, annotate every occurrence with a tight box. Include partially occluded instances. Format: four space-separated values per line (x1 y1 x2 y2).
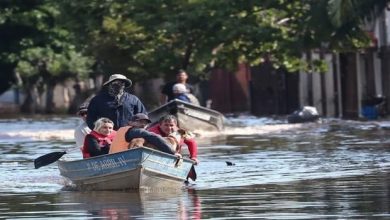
87 90 147 130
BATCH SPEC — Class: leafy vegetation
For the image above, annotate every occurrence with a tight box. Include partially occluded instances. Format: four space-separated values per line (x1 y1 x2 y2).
0 0 389 112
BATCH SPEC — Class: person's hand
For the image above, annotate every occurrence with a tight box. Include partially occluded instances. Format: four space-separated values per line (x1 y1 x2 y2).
190 157 199 165
174 153 183 167
168 132 182 145
178 128 194 139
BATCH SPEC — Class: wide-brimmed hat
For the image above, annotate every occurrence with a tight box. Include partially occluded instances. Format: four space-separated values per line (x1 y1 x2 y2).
131 113 152 123
102 74 132 87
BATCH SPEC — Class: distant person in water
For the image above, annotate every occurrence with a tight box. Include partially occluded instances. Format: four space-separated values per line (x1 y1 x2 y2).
109 113 178 155
82 117 116 158
86 74 147 130
160 69 195 104
74 103 91 151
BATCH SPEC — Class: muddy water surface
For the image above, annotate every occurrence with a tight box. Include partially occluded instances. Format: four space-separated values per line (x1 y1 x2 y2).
0 116 389 219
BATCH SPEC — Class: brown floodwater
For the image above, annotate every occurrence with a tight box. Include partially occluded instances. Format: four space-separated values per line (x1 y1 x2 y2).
0 116 390 219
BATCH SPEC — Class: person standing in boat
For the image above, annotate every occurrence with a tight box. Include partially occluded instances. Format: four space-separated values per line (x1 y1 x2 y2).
86 74 147 130
109 113 177 155
148 115 199 165
74 103 91 151
82 117 116 158
160 69 195 104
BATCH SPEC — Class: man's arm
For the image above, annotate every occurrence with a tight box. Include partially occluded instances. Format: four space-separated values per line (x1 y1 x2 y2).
125 128 175 154
160 94 168 105
127 94 148 114
135 97 148 114
86 135 109 157
86 98 98 129
160 83 172 104
184 139 198 164
74 126 85 148
186 84 195 94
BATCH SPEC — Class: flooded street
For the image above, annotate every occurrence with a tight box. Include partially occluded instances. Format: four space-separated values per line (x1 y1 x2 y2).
1 116 390 219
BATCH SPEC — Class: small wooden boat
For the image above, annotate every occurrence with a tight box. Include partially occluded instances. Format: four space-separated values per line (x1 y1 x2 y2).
57 147 194 191
148 99 224 132
287 114 320 123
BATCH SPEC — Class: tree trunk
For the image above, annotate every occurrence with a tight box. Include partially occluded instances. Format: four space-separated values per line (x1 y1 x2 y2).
20 83 40 113
45 82 56 113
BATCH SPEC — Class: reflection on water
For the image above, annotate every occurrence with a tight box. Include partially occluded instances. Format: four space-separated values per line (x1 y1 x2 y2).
1 117 390 219
0 188 201 219
58 188 201 219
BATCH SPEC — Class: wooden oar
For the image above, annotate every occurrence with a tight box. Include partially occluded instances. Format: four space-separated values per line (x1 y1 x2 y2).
34 151 67 169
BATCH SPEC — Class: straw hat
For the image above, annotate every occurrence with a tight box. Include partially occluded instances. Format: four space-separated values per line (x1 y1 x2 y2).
102 74 132 87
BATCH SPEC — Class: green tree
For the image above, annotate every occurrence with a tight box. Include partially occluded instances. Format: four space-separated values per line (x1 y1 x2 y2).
2 0 390 113
58 0 389 79
0 0 93 113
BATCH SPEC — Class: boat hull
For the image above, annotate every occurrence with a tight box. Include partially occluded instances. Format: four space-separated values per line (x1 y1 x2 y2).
148 99 224 132
287 114 320 123
58 147 193 191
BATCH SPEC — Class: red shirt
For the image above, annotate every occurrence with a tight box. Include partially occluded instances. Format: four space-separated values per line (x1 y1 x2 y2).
82 130 116 158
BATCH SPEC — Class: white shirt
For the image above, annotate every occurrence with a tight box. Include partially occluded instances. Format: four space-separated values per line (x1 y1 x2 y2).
74 121 91 148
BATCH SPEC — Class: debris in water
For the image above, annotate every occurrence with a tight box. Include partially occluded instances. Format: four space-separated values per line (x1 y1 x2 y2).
226 161 235 166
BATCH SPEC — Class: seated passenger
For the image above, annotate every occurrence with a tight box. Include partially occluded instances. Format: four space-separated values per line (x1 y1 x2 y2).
74 103 91 151
172 83 191 103
82 117 116 158
172 83 200 105
148 115 199 164
109 113 177 155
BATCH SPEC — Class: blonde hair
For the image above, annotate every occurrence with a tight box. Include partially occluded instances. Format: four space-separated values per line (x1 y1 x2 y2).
93 117 114 132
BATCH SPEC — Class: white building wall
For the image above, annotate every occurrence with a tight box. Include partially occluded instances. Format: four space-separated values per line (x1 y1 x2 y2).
356 53 364 117
311 53 323 114
299 54 309 106
324 54 336 117
383 10 390 47
373 52 383 96
299 52 338 117
334 53 343 118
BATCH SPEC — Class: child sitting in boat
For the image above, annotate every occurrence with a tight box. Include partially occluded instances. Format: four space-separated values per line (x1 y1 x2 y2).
82 117 116 158
172 83 200 105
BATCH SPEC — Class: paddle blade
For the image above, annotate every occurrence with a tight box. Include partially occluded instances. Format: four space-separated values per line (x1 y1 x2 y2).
187 165 197 181
34 151 67 169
